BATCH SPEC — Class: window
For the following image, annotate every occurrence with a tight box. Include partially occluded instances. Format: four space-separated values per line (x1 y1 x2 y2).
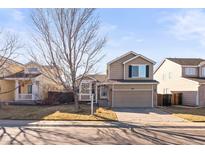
27 67 38 73
27 85 32 94
202 67 205 77
100 86 108 98
185 68 196 76
129 65 148 78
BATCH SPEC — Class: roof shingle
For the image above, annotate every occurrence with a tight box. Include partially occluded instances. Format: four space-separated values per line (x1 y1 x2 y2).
167 58 205 66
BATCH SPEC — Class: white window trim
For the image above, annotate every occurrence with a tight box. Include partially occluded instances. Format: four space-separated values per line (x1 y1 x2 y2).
100 86 108 99
130 64 147 78
185 67 196 76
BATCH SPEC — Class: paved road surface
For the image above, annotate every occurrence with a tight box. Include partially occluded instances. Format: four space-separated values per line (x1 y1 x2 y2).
0 108 205 144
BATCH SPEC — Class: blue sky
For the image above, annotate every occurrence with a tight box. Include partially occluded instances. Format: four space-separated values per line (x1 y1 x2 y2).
0 8 205 73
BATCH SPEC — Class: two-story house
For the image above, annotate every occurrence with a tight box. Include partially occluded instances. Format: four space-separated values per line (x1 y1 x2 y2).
0 60 62 103
79 51 158 108
154 58 205 107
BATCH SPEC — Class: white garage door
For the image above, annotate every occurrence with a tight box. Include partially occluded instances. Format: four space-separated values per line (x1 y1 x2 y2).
113 90 153 107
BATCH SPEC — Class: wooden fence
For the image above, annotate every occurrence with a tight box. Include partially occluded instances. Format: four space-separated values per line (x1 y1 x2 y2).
44 91 74 105
157 93 182 106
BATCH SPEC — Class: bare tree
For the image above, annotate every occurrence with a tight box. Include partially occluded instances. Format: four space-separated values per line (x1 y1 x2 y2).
30 9 106 111
0 30 21 72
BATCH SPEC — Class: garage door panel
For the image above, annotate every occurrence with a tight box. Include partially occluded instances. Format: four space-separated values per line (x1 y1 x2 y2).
113 91 152 107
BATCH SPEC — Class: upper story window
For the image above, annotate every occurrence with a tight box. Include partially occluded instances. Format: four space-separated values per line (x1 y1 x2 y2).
27 67 39 73
129 65 149 78
185 67 196 76
202 67 205 77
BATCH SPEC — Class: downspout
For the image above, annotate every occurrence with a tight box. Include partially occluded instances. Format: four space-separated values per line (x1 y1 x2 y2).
152 84 154 107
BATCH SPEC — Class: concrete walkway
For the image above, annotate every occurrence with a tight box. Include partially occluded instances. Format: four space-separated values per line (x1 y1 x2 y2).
114 108 188 125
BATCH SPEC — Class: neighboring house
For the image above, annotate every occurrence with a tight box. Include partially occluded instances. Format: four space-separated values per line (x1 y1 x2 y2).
0 60 62 103
78 51 158 107
154 58 205 107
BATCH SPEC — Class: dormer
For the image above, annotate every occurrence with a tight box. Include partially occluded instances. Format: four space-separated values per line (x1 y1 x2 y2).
24 61 40 74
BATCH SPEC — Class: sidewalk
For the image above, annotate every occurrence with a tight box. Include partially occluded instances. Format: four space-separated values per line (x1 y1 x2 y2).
0 119 205 128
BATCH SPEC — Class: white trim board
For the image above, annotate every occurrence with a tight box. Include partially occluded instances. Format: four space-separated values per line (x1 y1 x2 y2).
107 51 138 65
123 55 156 65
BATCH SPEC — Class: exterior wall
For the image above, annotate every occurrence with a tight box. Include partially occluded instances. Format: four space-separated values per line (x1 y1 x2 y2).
108 53 136 79
18 80 32 94
24 62 40 74
0 80 15 101
154 59 199 106
124 57 153 80
36 75 63 100
111 84 157 107
199 85 205 107
182 66 199 78
181 91 197 106
199 64 205 78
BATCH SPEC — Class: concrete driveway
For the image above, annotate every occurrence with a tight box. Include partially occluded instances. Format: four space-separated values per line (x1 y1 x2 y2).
114 108 188 124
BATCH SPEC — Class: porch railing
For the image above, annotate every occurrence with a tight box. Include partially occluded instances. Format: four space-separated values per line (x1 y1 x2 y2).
18 94 33 100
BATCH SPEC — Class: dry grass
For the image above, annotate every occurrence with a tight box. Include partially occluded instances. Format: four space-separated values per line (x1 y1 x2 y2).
161 106 205 122
0 104 118 121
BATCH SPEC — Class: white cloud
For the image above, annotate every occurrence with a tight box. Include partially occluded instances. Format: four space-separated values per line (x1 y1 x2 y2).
100 23 117 34
164 9 205 46
11 9 25 22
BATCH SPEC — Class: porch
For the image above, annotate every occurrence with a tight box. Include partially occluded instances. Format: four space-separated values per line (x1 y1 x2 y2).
78 80 111 106
15 79 40 101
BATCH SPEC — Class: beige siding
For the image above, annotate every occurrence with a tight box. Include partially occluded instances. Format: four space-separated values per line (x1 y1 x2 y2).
182 91 197 106
108 53 136 79
18 80 32 94
124 57 153 80
36 75 63 100
199 64 205 78
199 85 205 107
0 80 15 101
112 84 157 107
182 67 199 78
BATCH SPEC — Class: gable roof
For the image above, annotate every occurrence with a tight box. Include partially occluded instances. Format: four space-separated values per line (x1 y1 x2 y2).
167 58 205 66
123 55 156 65
77 74 107 82
88 74 107 82
4 70 41 79
107 51 138 65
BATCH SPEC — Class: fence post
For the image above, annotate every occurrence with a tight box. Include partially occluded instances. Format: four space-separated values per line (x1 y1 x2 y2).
91 94 94 115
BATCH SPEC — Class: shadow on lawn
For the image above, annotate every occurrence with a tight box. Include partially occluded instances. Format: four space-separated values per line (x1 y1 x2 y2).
0 104 100 120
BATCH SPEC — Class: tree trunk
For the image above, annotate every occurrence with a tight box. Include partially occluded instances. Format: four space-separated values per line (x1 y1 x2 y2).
73 91 79 112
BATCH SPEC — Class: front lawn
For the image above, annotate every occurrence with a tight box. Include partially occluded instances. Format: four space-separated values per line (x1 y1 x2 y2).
161 106 205 122
0 104 117 121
